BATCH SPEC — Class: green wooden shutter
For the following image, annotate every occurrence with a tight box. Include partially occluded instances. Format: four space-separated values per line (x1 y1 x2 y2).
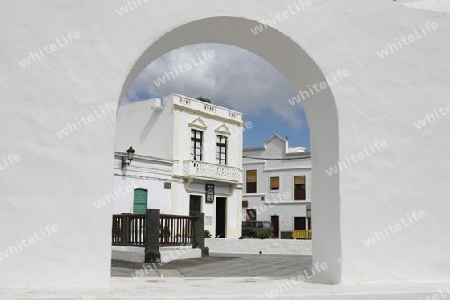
133 189 148 214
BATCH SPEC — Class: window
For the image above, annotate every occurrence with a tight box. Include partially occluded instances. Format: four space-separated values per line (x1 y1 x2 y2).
246 209 257 221
294 176 306 200
191 129 203 161
270 176 279 191
242 200 249 208
246 170 257 193
216 135 227 165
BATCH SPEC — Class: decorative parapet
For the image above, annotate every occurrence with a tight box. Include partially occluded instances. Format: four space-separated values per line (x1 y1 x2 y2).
173 94 243 125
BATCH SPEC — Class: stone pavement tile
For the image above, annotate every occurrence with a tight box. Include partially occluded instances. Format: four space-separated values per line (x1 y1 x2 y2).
136 271 161 278
113 268 160 278
157 269 184 277
250 267 282 272
235 272 265 277
111 267 136 277
112 255 313 279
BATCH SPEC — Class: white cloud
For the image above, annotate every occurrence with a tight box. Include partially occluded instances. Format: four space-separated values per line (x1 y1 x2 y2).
124 43 306 130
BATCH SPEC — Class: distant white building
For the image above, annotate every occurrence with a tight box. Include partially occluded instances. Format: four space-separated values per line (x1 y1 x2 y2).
242 135 311 238
113 93 244 238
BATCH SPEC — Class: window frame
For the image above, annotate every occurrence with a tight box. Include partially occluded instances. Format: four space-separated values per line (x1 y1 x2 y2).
246 170 257 193
246 209 257 221
216 135 227 165
269 176 280 191
293 175 306 200
191 129 203 161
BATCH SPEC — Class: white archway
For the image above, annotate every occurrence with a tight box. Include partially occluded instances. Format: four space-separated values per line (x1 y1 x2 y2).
4 0 447 289
118 16 341 284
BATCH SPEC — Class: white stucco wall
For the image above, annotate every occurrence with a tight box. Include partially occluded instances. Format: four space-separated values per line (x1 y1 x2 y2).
1 0 449 288
115 98 174 160
242 136 312 233
257 203 310 233
112 175 172 214
170 94 243 167
111 154 174 214
205 238 312 255
111 246 201 263
180 181 241 238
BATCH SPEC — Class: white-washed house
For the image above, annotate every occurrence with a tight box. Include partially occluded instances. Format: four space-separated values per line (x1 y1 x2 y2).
242 135 312 238
113 93 244 238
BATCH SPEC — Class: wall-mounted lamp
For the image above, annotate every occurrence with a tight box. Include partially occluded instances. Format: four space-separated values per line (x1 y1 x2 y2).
121 146 135 169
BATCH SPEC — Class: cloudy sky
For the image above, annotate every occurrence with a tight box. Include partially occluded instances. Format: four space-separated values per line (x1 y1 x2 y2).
123 43 310 150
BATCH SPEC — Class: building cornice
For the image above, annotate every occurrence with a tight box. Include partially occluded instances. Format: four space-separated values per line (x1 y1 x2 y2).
115 153 174 164
242 161 265 165
173 103 244 126
261 167 312 171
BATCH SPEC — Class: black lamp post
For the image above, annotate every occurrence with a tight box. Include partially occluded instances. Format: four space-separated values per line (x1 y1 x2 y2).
121 146 135 169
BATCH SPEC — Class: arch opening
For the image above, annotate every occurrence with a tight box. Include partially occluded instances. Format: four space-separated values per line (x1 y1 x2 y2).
117 16 341 284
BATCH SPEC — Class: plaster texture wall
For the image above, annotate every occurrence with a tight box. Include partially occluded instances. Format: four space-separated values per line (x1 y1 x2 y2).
171 94 243 167
175 181 242 238
115 98 174 160
114 94 242 238
111 246 200 263
205 238 312 255
112 173 173 214
254 203 310 233
400 0 450 13
1 0 449 288
243 135 312 232
111 152 174 214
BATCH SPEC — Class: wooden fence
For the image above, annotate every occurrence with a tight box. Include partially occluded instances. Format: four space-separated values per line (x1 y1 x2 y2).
159 214 198 247
112 212 199 247
112 214 146 246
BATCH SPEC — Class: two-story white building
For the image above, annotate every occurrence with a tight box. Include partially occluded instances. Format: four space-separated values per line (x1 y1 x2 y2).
242 135 312 238
113 93 244 238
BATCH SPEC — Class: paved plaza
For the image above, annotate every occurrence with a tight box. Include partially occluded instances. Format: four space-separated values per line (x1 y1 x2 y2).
0 254 440 299
112 253 313 279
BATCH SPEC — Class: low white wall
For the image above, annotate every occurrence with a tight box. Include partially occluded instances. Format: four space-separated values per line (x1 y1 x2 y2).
111 246 201 263
205 238 312 255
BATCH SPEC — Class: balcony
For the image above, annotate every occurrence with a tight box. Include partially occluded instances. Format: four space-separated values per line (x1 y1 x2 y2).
292 230 312 240
179 160 242 183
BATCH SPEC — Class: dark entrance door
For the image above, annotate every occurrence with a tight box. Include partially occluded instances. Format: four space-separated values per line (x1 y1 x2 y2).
271 215 279 238
216 197 226 238
189 195 201 215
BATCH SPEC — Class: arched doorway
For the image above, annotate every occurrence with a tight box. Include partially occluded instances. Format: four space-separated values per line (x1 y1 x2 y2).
117 16 341 284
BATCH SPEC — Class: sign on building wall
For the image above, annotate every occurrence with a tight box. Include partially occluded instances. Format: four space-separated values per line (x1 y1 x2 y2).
205 215 213 226
205 184 215 203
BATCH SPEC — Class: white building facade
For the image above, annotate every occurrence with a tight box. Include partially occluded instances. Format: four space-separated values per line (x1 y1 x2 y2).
114 94 244 238
242 135 311 238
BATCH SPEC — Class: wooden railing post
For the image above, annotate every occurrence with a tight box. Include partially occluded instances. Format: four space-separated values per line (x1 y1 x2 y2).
145 209 161 263
193 213 209 257
122 214 131 245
